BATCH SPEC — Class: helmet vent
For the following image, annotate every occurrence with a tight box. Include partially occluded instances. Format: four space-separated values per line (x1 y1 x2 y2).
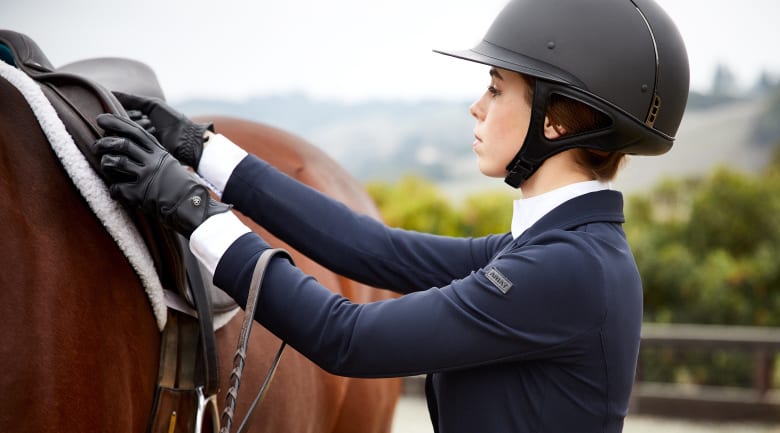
645 94 661 127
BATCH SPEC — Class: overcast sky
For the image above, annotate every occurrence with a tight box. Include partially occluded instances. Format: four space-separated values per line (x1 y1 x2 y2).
2 0 779 103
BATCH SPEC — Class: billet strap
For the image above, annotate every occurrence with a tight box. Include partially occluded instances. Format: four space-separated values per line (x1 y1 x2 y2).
183 242 220 396
147 311 219 433
220 248 293 433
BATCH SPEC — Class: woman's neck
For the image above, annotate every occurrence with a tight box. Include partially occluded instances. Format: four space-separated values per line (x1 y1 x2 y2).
518 150 593 198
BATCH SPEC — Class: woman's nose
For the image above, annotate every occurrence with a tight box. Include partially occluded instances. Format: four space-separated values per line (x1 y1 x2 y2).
469 98 483 121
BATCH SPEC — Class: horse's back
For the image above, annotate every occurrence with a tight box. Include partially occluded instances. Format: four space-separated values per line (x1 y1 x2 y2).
0 59 159 433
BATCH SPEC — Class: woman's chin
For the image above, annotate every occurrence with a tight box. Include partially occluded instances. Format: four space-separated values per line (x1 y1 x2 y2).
477 162 506 179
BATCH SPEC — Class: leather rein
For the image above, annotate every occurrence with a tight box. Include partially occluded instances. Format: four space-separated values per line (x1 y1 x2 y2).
220 248 292 433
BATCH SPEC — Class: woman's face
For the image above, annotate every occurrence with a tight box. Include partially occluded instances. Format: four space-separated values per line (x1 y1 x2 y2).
469 68 533 178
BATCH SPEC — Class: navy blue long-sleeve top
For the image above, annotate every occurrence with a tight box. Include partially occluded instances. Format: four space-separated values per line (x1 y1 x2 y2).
200 154 642 433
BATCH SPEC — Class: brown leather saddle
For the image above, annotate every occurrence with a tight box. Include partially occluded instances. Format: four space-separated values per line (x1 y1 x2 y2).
0 29 230 433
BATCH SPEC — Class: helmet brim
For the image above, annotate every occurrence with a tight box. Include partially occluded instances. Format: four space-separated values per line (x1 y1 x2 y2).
434 40 585 88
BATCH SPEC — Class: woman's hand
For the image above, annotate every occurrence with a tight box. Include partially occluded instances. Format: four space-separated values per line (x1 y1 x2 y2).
113 91 213 169
91 113 229 238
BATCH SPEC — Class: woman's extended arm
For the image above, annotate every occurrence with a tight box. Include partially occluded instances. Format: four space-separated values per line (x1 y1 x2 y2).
199 135 511 293
205 226 608 378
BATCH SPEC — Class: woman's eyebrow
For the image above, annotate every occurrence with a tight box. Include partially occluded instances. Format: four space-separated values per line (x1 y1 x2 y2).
489 67 504 80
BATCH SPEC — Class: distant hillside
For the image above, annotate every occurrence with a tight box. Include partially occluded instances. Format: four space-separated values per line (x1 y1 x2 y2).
614 98 772 194
178 92 776 197
179 95 475 183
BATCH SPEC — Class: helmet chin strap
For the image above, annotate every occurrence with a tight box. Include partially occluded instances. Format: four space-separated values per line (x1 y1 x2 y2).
503 79 645 188
504 80 557 188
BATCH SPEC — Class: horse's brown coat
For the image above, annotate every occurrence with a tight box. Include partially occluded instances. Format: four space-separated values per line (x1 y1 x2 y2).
0 71 400 432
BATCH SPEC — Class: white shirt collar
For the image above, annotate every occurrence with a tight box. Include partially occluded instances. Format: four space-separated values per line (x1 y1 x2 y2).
511 180 611 239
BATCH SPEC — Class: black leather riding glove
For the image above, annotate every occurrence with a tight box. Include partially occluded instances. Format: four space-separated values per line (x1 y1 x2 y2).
126 109 154 133
113 91 213 169
92 113 230 238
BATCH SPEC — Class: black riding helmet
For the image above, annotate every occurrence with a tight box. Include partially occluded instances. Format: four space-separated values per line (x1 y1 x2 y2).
435 0 690 187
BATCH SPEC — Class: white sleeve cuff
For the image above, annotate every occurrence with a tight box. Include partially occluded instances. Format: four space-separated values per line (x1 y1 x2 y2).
189 211 252 276
198 133 248 196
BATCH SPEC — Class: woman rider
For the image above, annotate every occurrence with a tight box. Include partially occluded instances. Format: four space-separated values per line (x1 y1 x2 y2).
91 0 689 431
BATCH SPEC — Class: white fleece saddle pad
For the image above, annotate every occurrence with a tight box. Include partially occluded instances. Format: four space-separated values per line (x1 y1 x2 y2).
0 60 237 331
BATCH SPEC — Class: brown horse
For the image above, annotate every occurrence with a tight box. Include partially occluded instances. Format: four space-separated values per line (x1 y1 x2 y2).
0 62 400 432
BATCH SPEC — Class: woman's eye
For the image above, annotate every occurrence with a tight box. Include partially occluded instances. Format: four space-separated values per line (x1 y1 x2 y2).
488 85 500 96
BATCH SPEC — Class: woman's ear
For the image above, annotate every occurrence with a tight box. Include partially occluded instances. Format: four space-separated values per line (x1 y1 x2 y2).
544 116 567 140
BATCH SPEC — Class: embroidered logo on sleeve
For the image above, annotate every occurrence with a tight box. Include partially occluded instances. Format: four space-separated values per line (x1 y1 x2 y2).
485 267 513 294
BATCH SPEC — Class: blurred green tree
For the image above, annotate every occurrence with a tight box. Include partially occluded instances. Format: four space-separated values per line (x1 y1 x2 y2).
366 174 515 237
626 146 780 387
366 175 463 236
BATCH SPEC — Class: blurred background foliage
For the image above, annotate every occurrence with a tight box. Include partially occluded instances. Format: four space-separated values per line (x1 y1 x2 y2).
628 153 780 327
626 147 780 387
365 118 780 391
366 175 516 238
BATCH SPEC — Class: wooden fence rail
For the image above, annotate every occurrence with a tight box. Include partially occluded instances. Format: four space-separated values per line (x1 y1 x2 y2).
632 323 780 421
